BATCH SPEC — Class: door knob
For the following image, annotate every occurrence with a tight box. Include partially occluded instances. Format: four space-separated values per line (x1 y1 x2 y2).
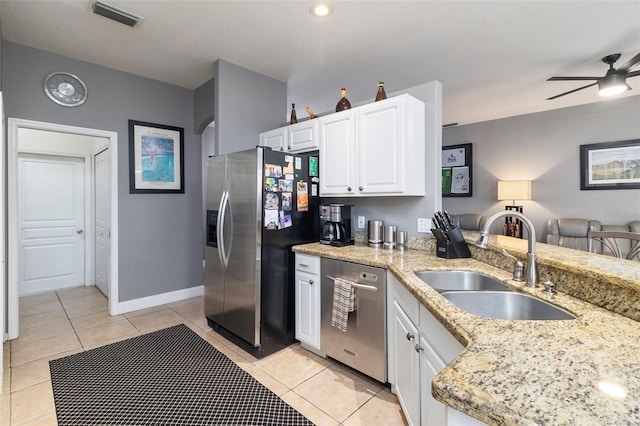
77 229 84 235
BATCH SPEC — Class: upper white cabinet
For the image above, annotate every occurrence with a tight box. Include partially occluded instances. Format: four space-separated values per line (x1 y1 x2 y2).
319 94 425 197
259 120 319 153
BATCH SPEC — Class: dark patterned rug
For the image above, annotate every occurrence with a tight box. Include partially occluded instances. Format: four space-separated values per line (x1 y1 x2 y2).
49 324 313 425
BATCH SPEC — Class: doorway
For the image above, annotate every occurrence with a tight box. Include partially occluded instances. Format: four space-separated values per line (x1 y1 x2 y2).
8 119 119 340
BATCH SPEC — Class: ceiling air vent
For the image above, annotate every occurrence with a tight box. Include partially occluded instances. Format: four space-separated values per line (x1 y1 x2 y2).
92 1 142 27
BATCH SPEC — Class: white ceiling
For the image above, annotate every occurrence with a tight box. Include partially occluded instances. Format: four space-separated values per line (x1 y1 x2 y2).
1 0 639 125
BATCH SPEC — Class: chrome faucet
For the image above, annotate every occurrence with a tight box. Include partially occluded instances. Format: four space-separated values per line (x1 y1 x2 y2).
476 211 538 288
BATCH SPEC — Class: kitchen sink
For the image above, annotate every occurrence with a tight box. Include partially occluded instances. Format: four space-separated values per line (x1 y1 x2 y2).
416 270 510 292
441 291 576 320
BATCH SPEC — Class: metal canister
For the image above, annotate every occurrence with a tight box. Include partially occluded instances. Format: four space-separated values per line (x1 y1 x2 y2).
396 231 408 250
383 225 397 249
368 220 384 247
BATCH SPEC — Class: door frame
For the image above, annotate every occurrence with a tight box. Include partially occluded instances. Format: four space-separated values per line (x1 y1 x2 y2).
7 118 119 340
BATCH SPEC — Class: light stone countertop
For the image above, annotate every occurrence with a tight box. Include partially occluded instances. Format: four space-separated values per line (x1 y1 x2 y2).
292 239 640 426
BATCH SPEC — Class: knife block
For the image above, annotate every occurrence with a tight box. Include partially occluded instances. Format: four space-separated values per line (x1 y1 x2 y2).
436 227 472 259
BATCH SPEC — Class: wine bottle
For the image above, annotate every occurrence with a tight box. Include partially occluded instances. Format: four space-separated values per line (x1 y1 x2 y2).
290 103 298 124
375 81 387 102
335 87 352 112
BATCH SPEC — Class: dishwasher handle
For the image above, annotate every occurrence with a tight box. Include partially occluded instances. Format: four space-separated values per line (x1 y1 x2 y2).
324 275 378 292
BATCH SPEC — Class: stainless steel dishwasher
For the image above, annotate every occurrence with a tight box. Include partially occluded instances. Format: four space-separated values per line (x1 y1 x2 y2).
320 258 387 383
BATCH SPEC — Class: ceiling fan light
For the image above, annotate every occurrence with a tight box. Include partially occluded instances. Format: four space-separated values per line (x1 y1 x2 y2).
598 74 631 97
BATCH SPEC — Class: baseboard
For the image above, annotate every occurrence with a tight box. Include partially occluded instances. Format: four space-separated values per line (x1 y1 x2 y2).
110 285 204 316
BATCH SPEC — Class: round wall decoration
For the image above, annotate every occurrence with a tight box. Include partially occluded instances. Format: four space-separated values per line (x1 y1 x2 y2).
43 72 88 107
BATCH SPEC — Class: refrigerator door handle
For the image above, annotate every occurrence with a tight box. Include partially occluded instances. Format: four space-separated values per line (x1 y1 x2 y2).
217 190 227 268
219 190 232 268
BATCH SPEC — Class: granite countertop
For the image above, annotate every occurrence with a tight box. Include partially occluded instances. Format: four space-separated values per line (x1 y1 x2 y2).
293 240 640 426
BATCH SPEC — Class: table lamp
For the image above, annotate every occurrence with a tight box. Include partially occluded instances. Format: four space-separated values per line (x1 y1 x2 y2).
497 180 532 238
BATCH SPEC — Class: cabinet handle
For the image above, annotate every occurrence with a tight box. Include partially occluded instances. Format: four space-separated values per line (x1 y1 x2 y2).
359 186 363 191
309 280 314 285
406 332 414 341
415 344 423 353
347 186 352 192
299 263 309 267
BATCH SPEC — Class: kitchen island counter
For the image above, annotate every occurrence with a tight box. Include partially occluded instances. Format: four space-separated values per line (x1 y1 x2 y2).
293 239 640 426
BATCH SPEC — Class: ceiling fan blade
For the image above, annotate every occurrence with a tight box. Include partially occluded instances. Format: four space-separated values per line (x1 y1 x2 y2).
627 70 640 78
617 52 640 72
546 82 598 100
547 76 600 81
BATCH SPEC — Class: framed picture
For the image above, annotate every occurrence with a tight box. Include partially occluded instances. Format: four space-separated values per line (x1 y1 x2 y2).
580 139 640 190
442 143 472 197
129 120 185 193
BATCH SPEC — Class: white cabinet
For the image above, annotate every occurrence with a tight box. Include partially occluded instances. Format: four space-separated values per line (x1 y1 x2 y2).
392 300 421 426
319 94 425 197
388 274 483 426
259 127 287 151
294 254 321 352
259 120 319 153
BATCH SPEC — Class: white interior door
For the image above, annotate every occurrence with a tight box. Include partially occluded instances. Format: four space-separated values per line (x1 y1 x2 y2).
18 153 85 295
95 149 110 297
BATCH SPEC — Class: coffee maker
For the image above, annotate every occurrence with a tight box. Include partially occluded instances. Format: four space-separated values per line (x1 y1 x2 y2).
319 204 354 247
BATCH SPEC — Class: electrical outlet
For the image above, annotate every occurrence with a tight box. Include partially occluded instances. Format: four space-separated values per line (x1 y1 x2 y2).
357 215 366 228
417 218 432 233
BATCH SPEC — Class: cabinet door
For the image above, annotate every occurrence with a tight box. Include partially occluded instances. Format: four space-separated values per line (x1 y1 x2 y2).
259 128 287 151
393 301 421 426
295 270 320 350
419 335 448 426
288 121 318 153
319 111 356 196
357 98 404 194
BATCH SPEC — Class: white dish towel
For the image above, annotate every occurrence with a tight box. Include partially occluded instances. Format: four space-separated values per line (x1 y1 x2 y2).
331 277 357 332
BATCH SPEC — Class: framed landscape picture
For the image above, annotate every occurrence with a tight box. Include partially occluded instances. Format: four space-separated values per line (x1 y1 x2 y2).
580 139 640 190
442 143 472 197
129 120 185 193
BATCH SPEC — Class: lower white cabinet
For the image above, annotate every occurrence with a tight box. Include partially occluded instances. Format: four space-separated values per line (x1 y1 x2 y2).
294 254 321 351
392 300 421 425
389 274 484 426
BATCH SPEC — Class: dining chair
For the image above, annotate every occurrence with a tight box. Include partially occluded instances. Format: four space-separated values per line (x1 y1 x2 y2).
587 228 640 260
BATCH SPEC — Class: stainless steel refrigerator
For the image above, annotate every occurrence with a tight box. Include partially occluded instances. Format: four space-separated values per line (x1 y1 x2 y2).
204 147 320 357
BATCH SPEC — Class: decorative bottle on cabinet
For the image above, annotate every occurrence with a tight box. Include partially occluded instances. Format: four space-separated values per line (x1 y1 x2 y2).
290 103 298 124
375 82 387 101
306 106 318 119
335 87 352 111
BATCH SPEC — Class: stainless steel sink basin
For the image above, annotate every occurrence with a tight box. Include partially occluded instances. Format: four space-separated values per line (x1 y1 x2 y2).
441 291 576 320
416 270 510 292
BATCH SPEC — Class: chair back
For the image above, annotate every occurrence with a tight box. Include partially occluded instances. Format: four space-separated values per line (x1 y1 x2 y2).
588 228 640 260
545 218 602 252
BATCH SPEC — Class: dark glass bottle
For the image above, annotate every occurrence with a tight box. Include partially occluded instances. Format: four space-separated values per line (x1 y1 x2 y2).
375 81 387 102
336 87 352 112
290 103 298 124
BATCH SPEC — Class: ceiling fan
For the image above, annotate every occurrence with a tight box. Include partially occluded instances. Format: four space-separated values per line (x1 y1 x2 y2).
546 52 640 100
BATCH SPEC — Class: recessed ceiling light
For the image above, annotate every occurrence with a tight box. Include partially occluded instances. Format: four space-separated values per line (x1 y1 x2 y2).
310 3 333 17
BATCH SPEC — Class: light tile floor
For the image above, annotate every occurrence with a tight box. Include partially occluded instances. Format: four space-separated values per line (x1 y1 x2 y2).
1 286 407 425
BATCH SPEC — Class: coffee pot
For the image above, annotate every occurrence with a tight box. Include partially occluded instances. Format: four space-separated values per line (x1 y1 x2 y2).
319 204 354 247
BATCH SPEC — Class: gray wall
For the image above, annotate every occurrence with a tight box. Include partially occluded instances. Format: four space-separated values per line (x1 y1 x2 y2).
194 76 215 135
442 95 640 240
214 59 286 155
2 41 202 302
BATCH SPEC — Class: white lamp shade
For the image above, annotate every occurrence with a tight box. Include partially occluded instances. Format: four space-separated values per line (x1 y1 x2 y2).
498 180 532 201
